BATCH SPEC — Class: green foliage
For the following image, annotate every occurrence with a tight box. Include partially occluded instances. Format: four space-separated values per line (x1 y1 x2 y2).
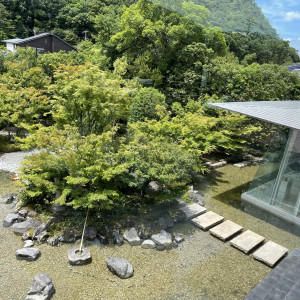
226 32 300 64
129 88 166 122
50 63 133 135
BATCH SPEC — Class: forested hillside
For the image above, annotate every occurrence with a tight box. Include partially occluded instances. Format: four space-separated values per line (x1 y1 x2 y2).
0 0 277 42
152 0 277 36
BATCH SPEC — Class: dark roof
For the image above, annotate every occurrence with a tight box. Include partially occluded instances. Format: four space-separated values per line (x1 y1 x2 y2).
208 101 300 130
2 33 77 51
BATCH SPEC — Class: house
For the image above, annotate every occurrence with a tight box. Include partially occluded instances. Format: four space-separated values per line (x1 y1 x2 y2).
1 33 77 54
209 101 300 226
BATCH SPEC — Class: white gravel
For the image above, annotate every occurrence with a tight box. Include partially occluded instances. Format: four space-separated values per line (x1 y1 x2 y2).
0 150 39 173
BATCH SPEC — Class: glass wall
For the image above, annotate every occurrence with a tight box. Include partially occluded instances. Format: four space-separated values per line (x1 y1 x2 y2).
245 129 300 219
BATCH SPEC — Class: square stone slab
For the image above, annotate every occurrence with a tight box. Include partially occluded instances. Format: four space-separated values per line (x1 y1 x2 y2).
209 220 243 241
230 230 265 254
191 211 224 230
253 241 288 267
180 203 206 220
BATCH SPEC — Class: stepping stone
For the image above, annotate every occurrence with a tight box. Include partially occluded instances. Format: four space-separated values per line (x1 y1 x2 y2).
230 230 265 254
191 211 224 230
68 247 91 265
15 248 41 261
180 203 206 220
209 220 243 241
253 241 288 267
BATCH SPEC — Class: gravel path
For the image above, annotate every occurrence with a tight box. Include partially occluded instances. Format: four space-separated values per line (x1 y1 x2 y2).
0 150 39 173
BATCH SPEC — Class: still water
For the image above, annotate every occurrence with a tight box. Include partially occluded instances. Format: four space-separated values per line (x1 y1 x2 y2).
0 165 299 300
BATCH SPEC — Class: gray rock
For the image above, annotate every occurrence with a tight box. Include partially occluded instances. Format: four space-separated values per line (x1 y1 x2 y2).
113 233 124 246
33 223 49 239
18 209 27 218
2 193 19 204
68 247 91 265
58 228 78 243
36 231 49 243
145 181 161 194
151 230 173 249
3 213 19 227
136 222 155 239
156 244 166 251
47 236 59 247
97 234 109 245
159 216 174 229
174 233 185 243
106 257 134 279
123 228 141 246
172 241 178 248
141 239 156 249
27 210 38 217
15 248 41 261
84 226 98 241
13 218 42 235
22 231 32 241
24 240 34 248
25 273 55 300
188 190 205 206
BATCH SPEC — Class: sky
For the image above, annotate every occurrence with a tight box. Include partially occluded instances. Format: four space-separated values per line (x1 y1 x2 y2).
255 0 300 54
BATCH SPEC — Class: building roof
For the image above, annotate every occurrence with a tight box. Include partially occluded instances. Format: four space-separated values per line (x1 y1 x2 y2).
287 64 300 72
208 101 300 130
2 33 77 51
1 38 23 43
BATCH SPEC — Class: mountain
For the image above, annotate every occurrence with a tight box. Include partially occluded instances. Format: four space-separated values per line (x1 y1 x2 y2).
152 0 277 37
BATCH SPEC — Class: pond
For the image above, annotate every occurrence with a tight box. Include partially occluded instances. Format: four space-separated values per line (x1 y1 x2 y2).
0 165 299 300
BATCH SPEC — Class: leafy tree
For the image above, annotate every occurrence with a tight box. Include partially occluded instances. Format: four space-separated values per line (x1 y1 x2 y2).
50 63 133 136
129 87 166 122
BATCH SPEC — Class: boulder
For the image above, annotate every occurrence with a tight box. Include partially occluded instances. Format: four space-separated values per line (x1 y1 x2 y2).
123 228 141 246
47 236 59 247
172 241 178 248
22 231 32 241
145 181 161 194
25 273 55 300
27 210 38 217
113 233 124 246
97 234 109 245
136 222 155 239
13 218 42 235
188 189 205 206
106 257 134 279
15 248 41 261
33 224 49 239
174 233 184 243
58 228 78 243
151 230 172 249
156 244 166 251
18 209 27 218
2 193 19 204
84 226 98 241
158 216 174 229
68 248 91 265
36 231 49 243
3 213 19 228
141 239 156 249
24 240 34 248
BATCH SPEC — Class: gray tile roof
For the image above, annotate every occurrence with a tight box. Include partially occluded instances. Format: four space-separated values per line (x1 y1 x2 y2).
208 101 300 130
